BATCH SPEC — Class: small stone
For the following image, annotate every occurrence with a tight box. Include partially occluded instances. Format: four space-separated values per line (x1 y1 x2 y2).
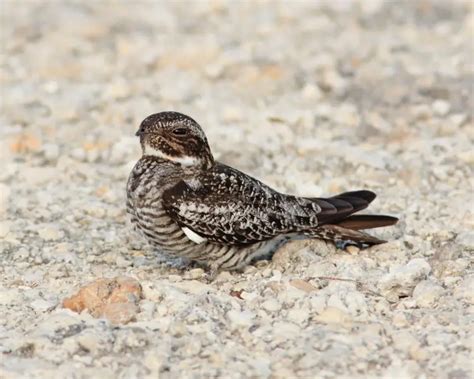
287 308 308 324
314 306 351 325
102 303 138 325
227 309 255 328
392 330 420 352
115 256 132 268
221 107 243 122
410 346 429 361
173 280 213 295
289 279 317 293
63 276 142 324
42 80 59 94
455 231 474 250
378 258 431 302
301 84 322 101
412 280 444 307
19 167 56 185
454 275 474 304
262 299 281 312
183 268 205 280
432 99 450 116
76 331 104 355
0 221 12 238
309 296 326 314
30 298 57 312
37 225 64 241
345 245 360 255
0 183 10 216
392 311 409 327
214 271 233 282
0 288 22 305
167 275 182 282
42 144 60 161
240 291 258 302
34 311 84 339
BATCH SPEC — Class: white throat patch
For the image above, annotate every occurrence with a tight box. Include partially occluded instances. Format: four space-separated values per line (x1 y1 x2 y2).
144 146 199 167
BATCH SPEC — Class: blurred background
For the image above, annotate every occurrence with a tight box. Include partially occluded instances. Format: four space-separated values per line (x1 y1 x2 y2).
1 1 473 378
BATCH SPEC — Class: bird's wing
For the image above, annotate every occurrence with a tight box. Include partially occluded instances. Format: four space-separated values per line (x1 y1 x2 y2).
162 163 320 245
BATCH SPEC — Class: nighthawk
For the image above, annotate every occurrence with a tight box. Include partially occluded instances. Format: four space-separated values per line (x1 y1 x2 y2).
127 111 398 273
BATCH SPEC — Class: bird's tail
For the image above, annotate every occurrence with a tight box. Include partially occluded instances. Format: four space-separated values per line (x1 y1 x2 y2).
306 190 398 246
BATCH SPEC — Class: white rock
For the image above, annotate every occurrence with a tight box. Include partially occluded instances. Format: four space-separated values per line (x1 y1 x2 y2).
309 295 327 314
42 144 60 161
301 84 322 101
272 321 301 339
33 311 83 339
412 280 444 307
227 310 255 328
262 299 281 312
30 299 57 312
454 276 474 304
0 221 12 238
432 99 451 116
314 306 351 325
37 225 64 241
0 184 11 216
241 291 258 302
378 258 431 302
173 280 213 295
392 311 409 327
19 167 57 185
0 288 22 305
183 268 205 280
392 330 420 352
456 231 474 249
287 308 308 324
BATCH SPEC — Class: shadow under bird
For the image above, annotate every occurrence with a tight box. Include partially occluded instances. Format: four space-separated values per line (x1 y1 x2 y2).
127 112 398 274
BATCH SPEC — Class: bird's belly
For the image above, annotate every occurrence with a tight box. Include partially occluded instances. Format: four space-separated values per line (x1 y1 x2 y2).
133 205 196 255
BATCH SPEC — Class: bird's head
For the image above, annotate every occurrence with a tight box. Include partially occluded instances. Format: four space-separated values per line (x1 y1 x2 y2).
135 112 214 169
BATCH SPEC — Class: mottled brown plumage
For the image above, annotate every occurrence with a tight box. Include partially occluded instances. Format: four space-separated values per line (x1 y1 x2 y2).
126 111 398 272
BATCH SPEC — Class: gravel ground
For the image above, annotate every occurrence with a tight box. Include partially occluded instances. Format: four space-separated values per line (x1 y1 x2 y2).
1 1 473 378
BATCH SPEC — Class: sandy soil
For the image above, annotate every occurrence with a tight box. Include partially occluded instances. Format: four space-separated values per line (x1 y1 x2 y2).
1 1 473 378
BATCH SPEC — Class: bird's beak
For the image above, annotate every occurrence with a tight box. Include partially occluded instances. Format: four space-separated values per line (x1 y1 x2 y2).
135 129 143 137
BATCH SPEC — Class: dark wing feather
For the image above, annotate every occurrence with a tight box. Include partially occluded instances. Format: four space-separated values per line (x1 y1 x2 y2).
162 163 320 245
310 190 377 225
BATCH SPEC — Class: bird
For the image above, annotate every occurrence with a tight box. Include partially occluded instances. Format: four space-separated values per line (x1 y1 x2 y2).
126 111 398 274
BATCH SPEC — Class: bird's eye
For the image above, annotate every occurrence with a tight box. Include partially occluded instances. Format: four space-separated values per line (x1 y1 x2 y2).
172 128 188 136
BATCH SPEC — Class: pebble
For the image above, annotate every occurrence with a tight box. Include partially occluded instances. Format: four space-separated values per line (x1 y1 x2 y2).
289 279 317 293
37 225 64 241
1 2 472 378
227 310 255 328
391 330 420 352
42 144 60 161
314 307 351 325
262 299 281 312
0 221 12 238
30 299 58 313
63 277 142 324
173 280 213 295
287 308 309 324
0 288 22 306
455 231 474 250
432 99 451 116
412 280 444 307
453 276 474 304
378 258 431 302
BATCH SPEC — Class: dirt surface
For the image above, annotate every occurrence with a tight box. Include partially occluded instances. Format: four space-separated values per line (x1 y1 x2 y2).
1 1 473 378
